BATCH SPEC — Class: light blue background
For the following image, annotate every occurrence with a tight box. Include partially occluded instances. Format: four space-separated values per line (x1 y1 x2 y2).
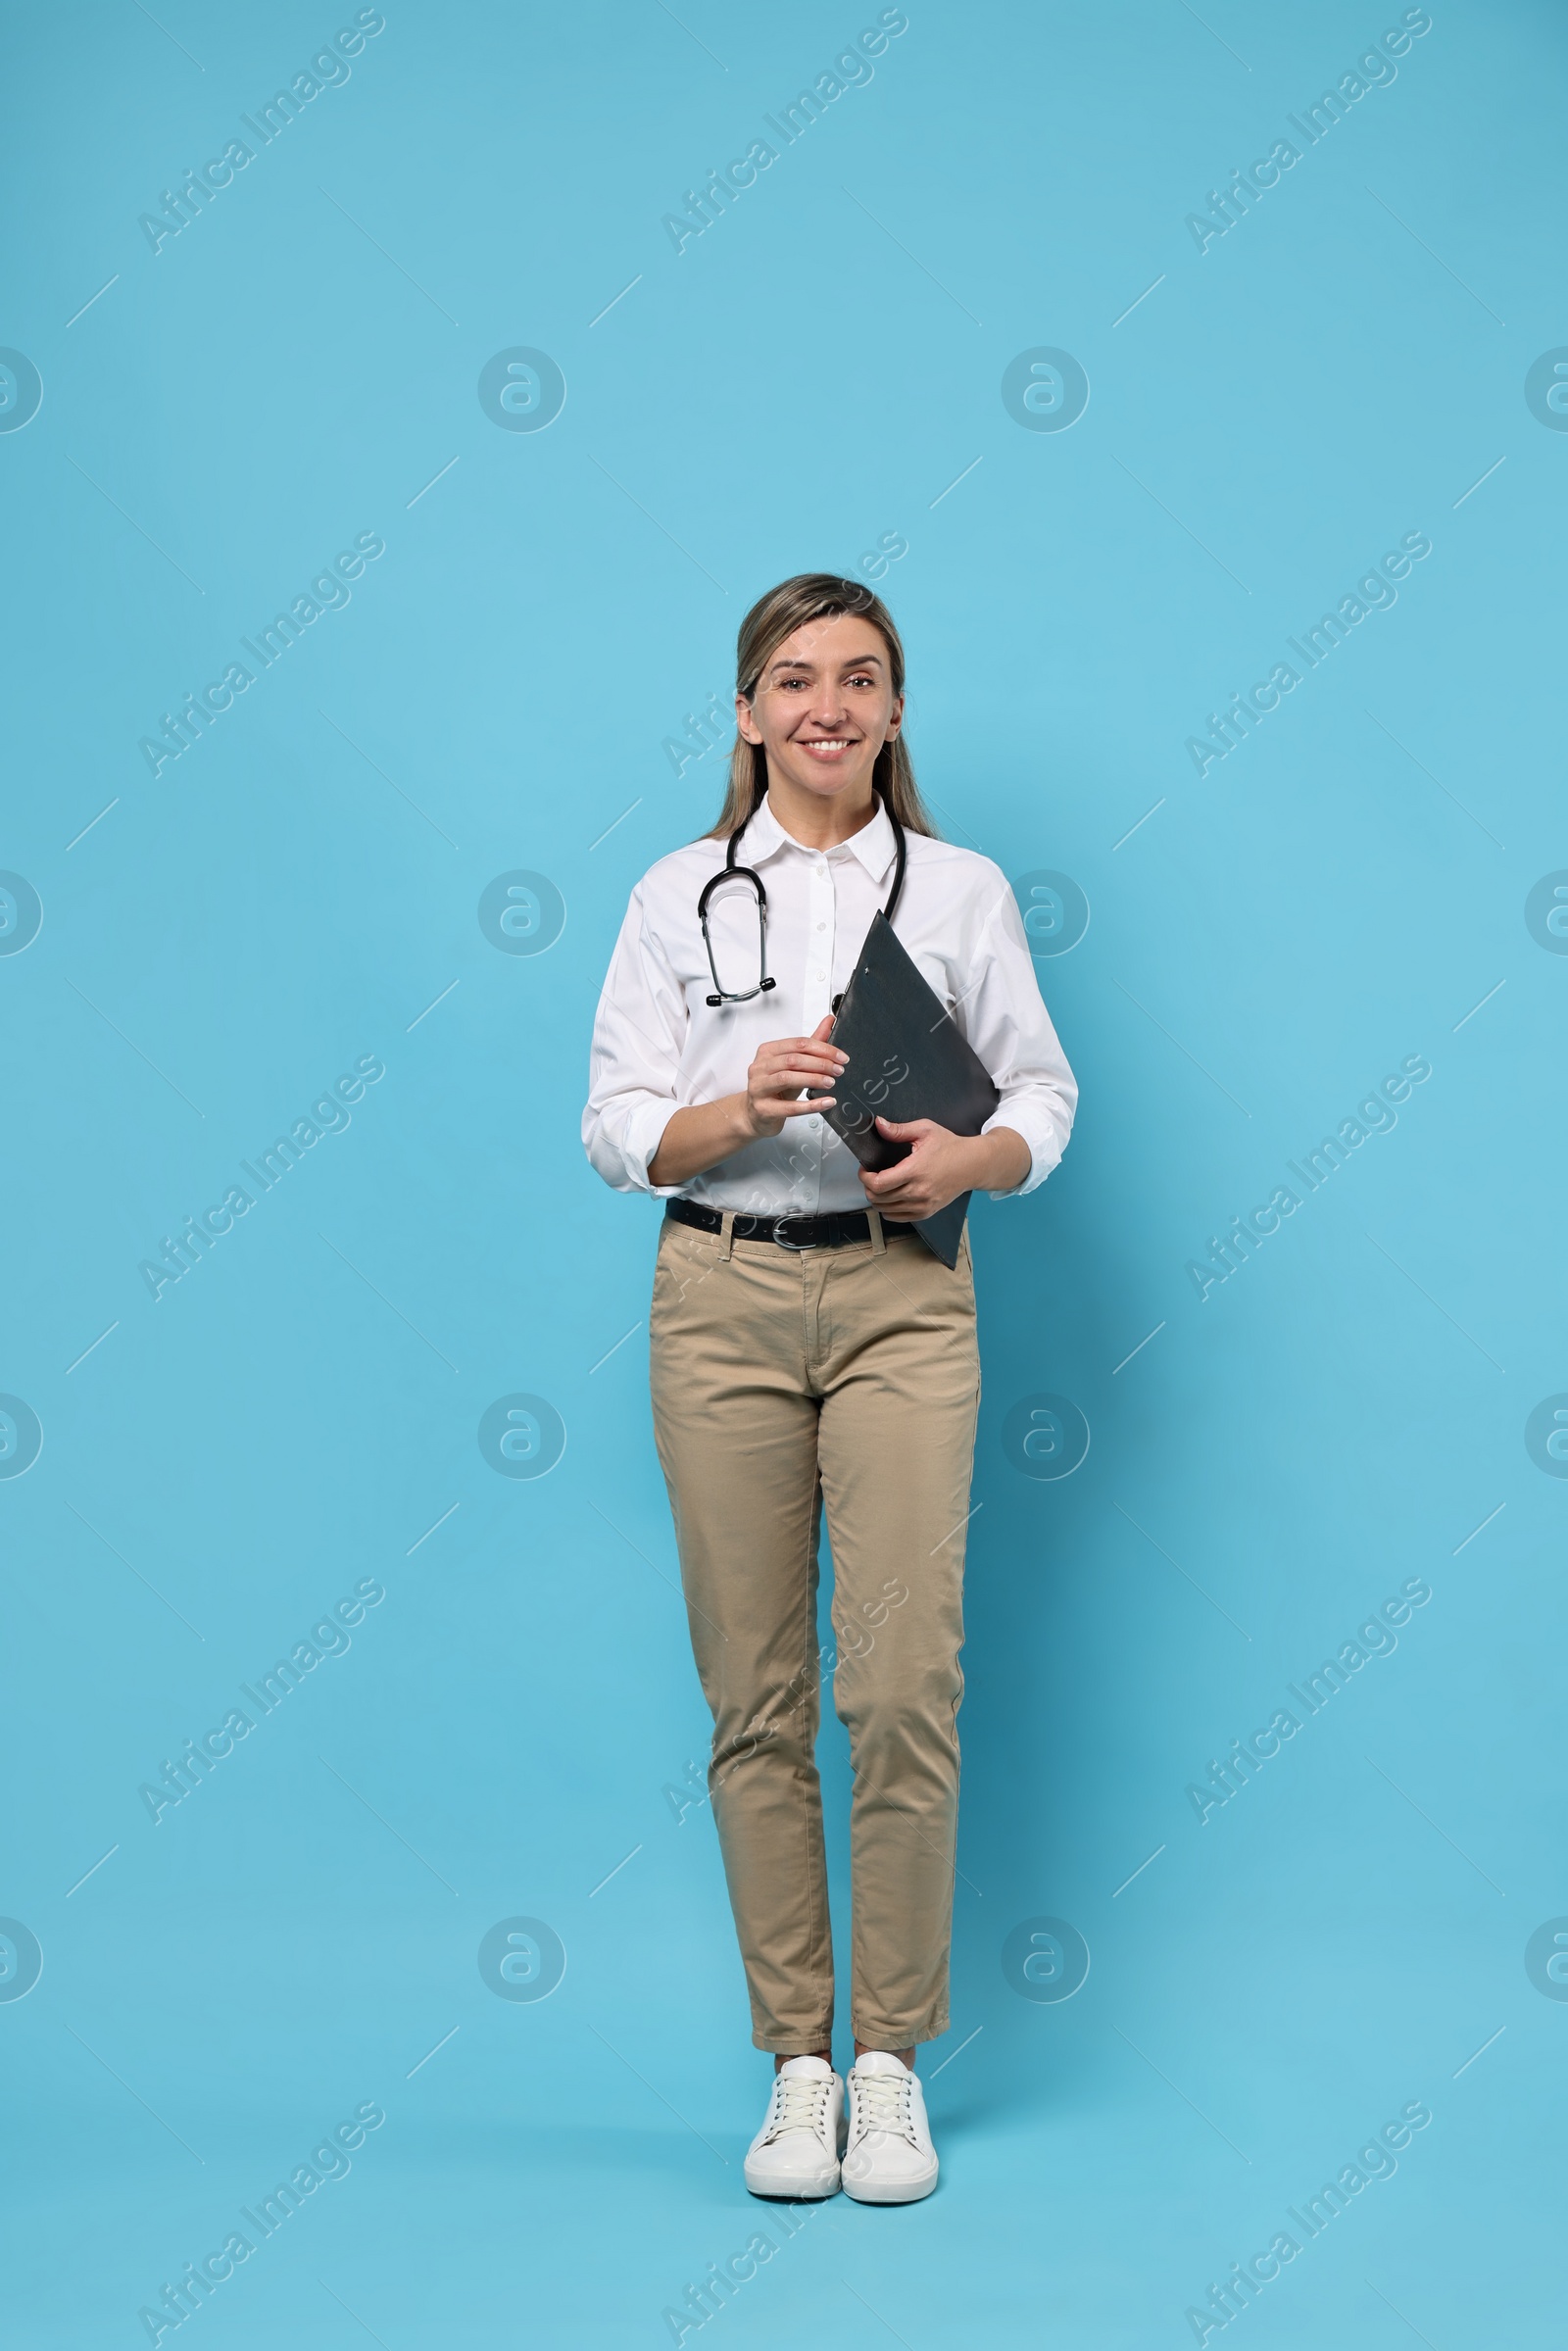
3 2 1565 2343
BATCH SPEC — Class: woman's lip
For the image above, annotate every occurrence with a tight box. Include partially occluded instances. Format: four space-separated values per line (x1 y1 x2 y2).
798 739 856 756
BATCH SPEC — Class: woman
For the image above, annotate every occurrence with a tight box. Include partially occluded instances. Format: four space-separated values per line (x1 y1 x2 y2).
583 575 1076 2203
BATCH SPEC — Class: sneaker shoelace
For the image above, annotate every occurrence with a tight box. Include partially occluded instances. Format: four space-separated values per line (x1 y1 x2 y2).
852 2069 916 2145
764 2076 831 2142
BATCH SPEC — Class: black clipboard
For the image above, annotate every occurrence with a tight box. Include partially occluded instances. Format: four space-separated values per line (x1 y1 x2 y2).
821 908 1000 1268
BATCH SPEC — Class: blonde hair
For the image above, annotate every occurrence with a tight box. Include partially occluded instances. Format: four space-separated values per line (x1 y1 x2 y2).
706 573 938 840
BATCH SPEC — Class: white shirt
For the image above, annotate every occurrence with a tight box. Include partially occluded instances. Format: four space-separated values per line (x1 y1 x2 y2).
582 794 1077 1215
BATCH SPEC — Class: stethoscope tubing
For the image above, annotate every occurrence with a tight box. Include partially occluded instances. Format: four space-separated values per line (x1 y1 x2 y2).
699 787 906 1007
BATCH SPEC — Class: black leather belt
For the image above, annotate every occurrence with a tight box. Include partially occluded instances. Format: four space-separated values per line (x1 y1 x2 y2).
664 1198 913 1250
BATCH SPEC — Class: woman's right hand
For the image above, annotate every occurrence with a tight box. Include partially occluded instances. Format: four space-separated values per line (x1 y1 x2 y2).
742 1015 848 1139
648 1017 850 1186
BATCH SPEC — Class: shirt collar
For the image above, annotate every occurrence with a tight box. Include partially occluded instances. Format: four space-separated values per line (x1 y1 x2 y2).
744 793 899 883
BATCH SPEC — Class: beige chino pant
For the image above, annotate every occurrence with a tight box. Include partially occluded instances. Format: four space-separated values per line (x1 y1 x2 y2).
649 1212 980 2053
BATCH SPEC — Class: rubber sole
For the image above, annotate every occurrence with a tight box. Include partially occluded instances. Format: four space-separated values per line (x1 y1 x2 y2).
743 2164 842 2201
841 2164 939 2204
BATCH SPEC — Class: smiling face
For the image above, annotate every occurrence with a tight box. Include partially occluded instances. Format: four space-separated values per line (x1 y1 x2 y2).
735 612 904 817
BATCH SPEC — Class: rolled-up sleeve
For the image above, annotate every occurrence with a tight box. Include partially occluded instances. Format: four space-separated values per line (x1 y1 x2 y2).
964 870 1078 1198
582 887 690 1197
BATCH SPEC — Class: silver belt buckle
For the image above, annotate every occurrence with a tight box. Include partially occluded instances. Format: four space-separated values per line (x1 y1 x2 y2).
771 1213 817 1252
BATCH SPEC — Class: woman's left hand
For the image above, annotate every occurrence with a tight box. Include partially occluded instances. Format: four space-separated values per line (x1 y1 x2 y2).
858 1118 1030 1221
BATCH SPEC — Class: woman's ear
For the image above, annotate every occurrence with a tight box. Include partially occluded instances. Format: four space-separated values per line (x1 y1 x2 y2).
735 692 762 745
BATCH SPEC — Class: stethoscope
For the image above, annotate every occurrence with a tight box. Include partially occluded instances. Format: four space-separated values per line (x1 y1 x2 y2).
699 789 907 1007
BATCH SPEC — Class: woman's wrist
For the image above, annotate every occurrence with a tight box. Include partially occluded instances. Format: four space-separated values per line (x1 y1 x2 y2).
964 1125 1030 1194
649 1093 760 1187
732 1090 768 1146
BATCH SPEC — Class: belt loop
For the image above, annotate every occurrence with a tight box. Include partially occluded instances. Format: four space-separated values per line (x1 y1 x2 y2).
719 1209 735 1262
867 1207 886 1256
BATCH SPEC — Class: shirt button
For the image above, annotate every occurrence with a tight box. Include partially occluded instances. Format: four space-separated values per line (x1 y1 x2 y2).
814 922 826 932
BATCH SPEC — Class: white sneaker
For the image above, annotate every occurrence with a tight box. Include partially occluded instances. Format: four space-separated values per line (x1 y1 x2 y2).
743 2056 845 2199
842 2051 939 2203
